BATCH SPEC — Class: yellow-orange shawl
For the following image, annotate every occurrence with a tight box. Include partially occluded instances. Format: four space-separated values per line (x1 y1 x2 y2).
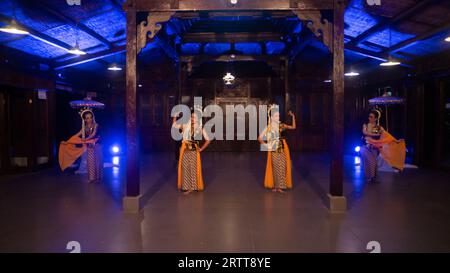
177 142 204 191
264 139 293 189
367 131 406 171
58 135 98 171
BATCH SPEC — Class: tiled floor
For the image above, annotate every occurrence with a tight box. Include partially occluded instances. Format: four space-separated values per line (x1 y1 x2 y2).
1 152 450 253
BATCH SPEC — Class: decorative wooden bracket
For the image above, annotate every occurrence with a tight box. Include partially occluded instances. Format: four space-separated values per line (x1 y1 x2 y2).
137 12 175 53
293 10 333 52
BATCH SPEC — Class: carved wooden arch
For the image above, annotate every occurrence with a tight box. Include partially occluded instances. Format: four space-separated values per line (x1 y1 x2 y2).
137 12 175 53
293 10 333 52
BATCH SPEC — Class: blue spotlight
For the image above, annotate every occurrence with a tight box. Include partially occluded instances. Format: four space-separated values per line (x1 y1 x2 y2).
354 146 361 153
111 145 120 155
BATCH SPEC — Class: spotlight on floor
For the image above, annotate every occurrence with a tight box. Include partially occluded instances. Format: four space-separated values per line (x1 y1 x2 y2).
354 156 361 166
112 156 120 166
354 146 361 153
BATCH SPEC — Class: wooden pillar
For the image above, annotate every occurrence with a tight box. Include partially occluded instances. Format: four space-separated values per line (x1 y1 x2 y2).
123 0 141 212
328 0 346 212
284 58 290 116
434 79 445 168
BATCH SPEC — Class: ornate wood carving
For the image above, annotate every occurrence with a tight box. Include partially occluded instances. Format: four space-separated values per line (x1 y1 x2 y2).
132 0 333 11
293 10 333 52
137 12 174 53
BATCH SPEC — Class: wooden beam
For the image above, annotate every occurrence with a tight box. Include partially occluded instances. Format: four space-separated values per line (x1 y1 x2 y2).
330 0 345 198
347 0 437 47
0 14 73 52
0 44 54 66
125 2 140 198
154 35 179 62
33 2 114 49
284 58 290 116
387 22 450 54
180 54 285 65
182 32 283 43
345 45 415 68
345 44 388 62
346 22 450 68
129 0 333 11
52 38 126 62
53 45 126 70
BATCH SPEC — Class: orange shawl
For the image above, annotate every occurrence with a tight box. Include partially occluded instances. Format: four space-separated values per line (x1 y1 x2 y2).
177 142 204 191
58 136 98 171
264 139 293 189
367 131 406 171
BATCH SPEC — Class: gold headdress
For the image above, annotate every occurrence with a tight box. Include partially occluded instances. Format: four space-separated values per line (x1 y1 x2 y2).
373 109 382 126
79 108 96 140
267 104 280 131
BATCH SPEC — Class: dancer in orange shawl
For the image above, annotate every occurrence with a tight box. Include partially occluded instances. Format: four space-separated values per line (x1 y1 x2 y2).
361 110 406 183
59 109 103 183
361 110 384 183
172 110 211 195
258 106 296 193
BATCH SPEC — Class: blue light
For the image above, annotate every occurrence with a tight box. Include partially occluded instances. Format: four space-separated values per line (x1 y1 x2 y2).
111 145 120 154
354 146 361 153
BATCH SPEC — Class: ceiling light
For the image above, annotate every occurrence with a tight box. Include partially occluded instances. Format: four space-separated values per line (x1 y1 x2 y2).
378 27 401 67
445 36 450 42
380 55 401 67
0 22 29 35
67 47 86 56
223 72 235 85
345 71 359 77
108 65 122 71
324 79 332 83
380 60 401 66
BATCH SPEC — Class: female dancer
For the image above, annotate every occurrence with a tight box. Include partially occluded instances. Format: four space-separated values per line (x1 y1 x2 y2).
360 110 384 183
59 109 103 183
258 106 296 193
172 110 211 195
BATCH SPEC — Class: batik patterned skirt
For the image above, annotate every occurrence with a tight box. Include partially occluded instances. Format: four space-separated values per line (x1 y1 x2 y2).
181 150 198 191
360 145 378 179
87 144 103 183
271 151 287 189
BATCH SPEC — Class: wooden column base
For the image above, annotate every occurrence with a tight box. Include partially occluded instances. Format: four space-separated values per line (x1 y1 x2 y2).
123 195 143 213
327 194 347 213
